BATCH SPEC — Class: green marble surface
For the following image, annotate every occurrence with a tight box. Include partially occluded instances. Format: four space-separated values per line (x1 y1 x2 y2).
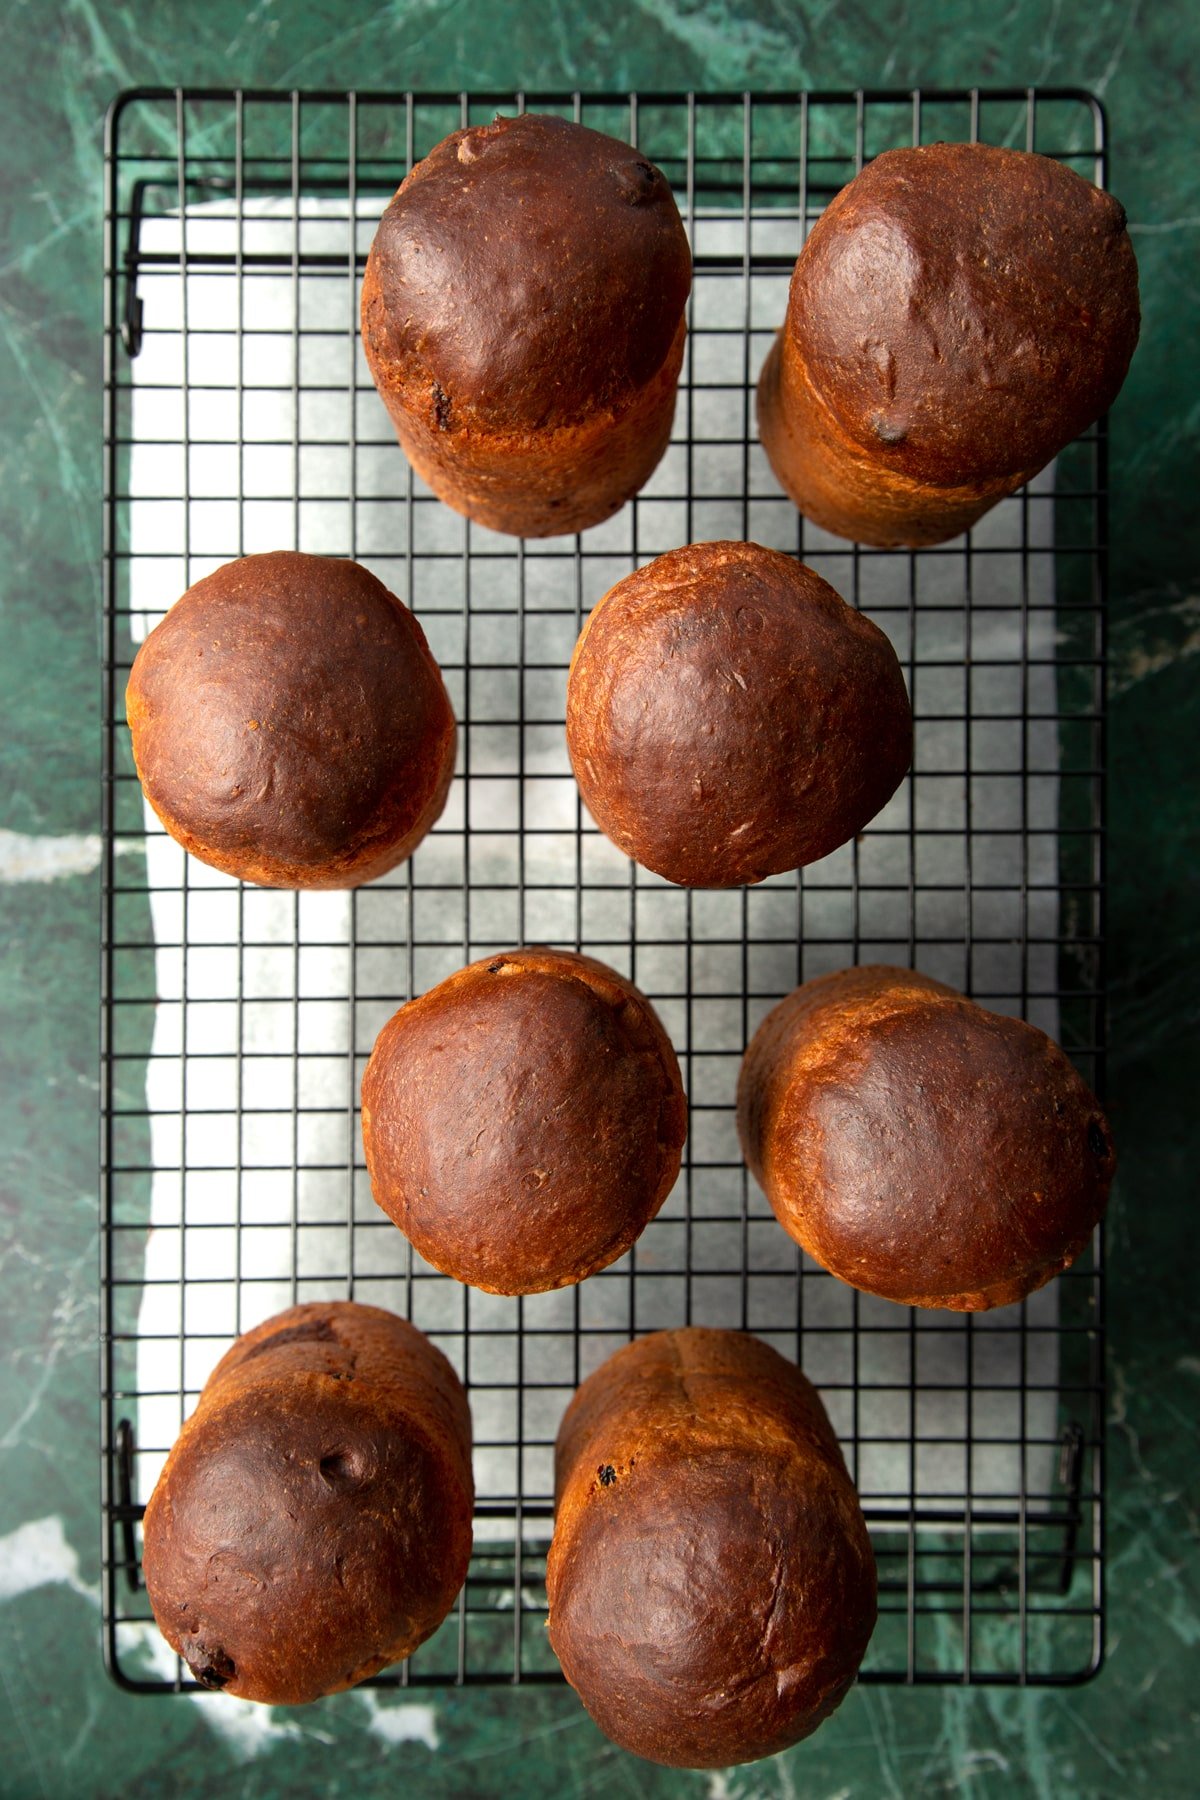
1 1 1197 1794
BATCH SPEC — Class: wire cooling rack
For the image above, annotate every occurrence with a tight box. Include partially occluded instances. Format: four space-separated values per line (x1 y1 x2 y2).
101 87 1108 1693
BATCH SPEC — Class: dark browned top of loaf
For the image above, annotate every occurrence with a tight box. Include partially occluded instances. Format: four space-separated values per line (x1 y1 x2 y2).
141 1302 473 1705
738 966 1116 1310
361 948 687 1294
566 541 912 887
364 112 692 432
790 143 1140 485
547 1327 877 1768
125 552 454 883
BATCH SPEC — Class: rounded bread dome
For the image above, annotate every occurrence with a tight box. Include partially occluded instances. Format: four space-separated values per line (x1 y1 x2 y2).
547 1327 877 1767
125 551 456 888
737 965 1116 1310
140 1302 474 1705
566 540 912 887
790 142 1140 487
365 111 693 433
360 948 687 1295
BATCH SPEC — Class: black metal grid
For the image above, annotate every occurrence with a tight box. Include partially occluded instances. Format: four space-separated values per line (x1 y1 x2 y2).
101 87 1108 1694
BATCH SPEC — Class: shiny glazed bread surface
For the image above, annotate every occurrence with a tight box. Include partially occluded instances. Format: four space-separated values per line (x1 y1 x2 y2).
547 1327 877 1767
738 965 1116 1310
758 143 1140 546
125 551 456 889
566 540 912 886
141 1301 474 1705
361 948 688 1294
361 112 692 536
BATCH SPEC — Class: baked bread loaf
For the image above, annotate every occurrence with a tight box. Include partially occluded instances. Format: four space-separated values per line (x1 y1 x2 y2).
361 947 687 1294
141 1301 473 1704
758 143 1140 547
566 540 912 886
126 551 456 888
546 1327 877 1767
361 111 692 537
738 965 1116 1311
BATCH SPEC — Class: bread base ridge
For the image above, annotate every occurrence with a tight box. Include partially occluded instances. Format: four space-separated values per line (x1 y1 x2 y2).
127 695 456 891
757 331 1036 549
363 258 685 538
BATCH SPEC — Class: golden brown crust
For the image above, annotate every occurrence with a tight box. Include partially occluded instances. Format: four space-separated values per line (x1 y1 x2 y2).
758 331 1021 548
361 112 691 537
141 1302 473 1705
360 948 688 1294
546 1328 877 1768
758 143 1140 547
565 541 912 887
125 552 456 889
737 965 1116 1310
